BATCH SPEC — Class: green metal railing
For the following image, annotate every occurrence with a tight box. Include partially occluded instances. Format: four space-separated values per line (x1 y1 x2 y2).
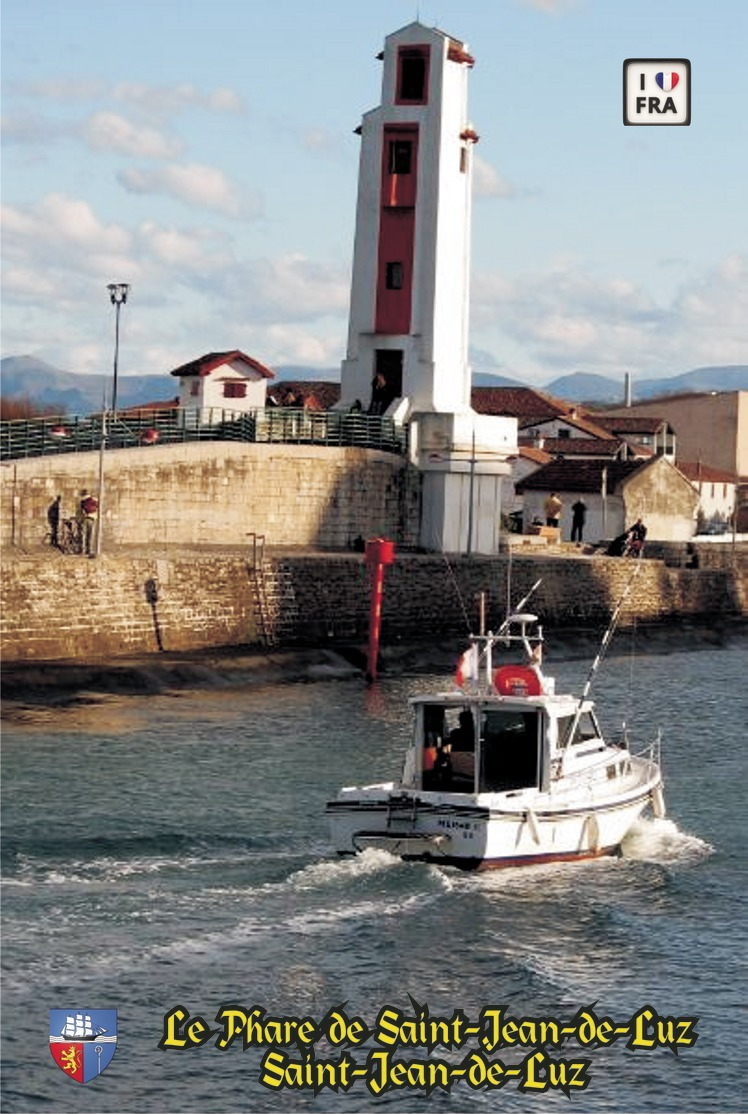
0 406 408 461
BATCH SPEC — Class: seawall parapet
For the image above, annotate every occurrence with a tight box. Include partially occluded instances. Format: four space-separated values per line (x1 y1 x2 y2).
1 546 745 666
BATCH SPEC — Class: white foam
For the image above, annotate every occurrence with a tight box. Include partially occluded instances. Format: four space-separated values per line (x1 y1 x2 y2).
620 815 713 864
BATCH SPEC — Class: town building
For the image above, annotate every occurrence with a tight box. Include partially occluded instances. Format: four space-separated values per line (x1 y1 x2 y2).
515 456 700 543
171 351 274 425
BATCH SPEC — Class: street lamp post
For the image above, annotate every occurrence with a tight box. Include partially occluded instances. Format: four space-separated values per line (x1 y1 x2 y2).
95 283 131 557
107 283 130 414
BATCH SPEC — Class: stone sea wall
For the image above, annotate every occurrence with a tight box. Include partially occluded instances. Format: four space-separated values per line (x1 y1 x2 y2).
0 442 422 552
1 548 745 665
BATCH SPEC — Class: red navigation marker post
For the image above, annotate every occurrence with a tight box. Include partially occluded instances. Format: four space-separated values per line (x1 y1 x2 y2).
365 537 395 681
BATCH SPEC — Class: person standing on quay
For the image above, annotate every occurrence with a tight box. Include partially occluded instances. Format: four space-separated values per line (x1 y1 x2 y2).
571 498 587 544
544 492 563 528
77 490 99 557
47 495 62 548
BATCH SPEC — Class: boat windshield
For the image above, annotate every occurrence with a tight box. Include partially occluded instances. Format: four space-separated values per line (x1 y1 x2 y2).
480 709 540 792
418 703 540 794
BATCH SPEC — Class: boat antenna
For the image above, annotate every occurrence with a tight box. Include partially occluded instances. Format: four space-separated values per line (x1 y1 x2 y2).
563 560 644 747
492 578 542 643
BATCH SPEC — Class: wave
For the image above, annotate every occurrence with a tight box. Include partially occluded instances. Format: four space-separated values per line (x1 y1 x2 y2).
1 832 313 887
619 815 714 863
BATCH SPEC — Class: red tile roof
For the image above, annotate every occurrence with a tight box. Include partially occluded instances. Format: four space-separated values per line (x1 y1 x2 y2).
516 458 645 493
592 414 671 434
169 350 275 379
676 461 737 484
518 437 624 458
471 386 574 421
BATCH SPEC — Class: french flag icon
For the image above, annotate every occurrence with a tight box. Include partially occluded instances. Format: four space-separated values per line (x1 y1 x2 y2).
656 72 679 91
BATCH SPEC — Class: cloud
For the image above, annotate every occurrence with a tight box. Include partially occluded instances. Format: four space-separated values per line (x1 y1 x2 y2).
112 81 246 118
118 162 261 218
136 221 234 272
1 111 77 144
84 112 183 159
225 254 350 323
472 253 748 377
1 194 131 258
473 155 518 199
517 0 581 12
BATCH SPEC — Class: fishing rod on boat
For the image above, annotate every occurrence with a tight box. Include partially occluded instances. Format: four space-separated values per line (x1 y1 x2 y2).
562 559 645 749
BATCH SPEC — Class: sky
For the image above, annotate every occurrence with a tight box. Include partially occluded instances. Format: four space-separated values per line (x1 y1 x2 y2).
2 0 747 390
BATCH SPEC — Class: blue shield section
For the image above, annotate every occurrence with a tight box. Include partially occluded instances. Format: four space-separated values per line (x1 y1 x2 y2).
49 1010 118 1083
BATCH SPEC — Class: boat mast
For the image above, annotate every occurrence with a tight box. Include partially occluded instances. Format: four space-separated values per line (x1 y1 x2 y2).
563 560 644 747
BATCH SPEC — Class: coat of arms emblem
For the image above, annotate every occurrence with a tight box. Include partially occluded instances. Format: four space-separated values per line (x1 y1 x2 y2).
49 1010 117 1083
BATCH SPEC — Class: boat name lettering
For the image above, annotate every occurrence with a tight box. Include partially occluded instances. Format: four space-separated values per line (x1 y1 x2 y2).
436 819 475 831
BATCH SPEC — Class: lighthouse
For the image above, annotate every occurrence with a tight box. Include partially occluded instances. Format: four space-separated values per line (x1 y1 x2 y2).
340 21 517 553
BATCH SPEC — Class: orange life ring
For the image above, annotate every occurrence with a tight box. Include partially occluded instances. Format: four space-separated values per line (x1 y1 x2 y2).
493 665 542 697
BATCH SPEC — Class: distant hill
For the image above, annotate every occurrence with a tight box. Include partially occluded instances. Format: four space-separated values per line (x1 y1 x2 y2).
1 355 746 413
546 366 748 403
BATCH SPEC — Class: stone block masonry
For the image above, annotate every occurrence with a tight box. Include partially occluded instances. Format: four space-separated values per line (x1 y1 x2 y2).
0 442 422 552
1 549 744 664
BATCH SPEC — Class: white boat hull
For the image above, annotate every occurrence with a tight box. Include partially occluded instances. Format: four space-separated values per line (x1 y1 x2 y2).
327 763 663 870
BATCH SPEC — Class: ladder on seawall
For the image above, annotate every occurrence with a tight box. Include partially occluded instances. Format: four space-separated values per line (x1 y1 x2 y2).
246 534 299 648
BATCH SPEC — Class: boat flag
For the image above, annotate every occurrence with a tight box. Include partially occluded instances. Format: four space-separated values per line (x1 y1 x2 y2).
455 645 478 687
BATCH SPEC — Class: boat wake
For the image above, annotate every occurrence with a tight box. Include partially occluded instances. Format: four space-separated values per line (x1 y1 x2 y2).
620 815 713 864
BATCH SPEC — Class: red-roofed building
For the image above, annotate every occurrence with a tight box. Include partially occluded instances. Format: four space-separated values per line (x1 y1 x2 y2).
170 351 275 424
515 456 699 542
677 461 738 533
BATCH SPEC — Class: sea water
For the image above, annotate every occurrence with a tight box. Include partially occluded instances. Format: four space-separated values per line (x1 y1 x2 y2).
1 644 746 1112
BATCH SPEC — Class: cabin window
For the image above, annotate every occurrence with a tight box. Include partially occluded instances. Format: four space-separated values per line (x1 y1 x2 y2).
558 710 600 747
479 709 539 792
223 381 247 399
420 704 475 792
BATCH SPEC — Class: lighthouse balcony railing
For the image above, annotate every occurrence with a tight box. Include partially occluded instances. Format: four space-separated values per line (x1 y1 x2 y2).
0 406 408 460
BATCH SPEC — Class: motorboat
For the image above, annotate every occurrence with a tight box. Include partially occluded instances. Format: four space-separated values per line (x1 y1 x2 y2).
326 585 665 870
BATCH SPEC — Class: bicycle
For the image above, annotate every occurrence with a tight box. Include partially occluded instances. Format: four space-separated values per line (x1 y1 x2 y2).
45 517 82 554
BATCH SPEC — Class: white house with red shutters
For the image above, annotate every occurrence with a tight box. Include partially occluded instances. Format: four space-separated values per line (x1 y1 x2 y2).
170 350 274 425
338 21 517 553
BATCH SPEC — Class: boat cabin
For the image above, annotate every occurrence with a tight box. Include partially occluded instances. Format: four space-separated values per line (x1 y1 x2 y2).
407 695 604 796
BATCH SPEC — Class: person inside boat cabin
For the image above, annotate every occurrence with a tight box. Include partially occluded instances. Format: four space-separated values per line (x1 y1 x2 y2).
449 710 475 752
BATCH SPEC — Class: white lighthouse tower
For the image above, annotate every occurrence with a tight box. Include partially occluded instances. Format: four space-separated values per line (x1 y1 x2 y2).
340 21 517 554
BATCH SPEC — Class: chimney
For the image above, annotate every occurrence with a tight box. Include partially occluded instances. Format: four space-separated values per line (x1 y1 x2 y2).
624 371 632 407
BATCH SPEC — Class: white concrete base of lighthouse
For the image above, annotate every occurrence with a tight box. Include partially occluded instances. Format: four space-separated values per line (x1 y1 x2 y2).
409 409 517 555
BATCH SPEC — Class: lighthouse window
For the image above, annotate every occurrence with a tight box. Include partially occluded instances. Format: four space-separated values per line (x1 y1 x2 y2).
388 140 412 175
386 262 403 289
397 49 428 103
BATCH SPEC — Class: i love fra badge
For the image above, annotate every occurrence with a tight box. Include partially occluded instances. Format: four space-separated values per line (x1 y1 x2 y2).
49 1010 118 1083
623 59 691 125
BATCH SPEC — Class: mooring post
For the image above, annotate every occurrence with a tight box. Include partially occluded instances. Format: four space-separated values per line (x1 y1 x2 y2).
365 537 395 681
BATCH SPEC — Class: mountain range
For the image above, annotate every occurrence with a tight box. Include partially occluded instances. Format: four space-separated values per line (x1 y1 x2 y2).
1 354 747 415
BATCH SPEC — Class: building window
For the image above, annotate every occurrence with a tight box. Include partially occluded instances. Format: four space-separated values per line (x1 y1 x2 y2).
388 139 412 175
386 262 404 289
223 381 247 399
557 428 571 439
397 47 429 103
460 146 468 174
190 381 200 397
